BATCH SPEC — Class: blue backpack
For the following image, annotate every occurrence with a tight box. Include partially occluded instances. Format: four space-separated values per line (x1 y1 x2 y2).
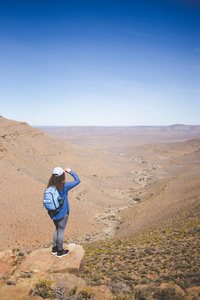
43 186 64 212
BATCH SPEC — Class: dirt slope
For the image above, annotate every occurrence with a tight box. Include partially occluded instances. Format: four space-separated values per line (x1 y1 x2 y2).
1 116 200 251
40 125 200 241
115 142 200 238
0 117 104 250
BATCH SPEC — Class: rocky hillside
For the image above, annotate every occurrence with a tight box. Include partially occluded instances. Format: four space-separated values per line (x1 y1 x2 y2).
0 220 199 299
0 116 106 250
0 243 103 300
114 140 200 239
1 116 200 251
82 211 200 299
0 117 200 299
1 116 166 250
80 139 200 299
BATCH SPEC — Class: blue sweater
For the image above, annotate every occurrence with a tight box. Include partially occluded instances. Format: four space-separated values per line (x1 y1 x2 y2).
49 170 81 220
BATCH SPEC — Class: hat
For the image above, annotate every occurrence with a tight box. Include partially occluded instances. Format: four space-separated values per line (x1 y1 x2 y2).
52 167 64 177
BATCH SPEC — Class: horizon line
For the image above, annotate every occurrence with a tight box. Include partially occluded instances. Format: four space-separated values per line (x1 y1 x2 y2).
33 123 200 128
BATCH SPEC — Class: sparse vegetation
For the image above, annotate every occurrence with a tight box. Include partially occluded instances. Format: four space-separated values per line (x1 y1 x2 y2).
69 286 78 296
77 288 94 299
82 215 200 297
30 279 56 298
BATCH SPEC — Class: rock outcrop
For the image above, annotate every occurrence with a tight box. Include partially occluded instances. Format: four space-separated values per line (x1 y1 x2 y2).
0 250 17 283
15 243 86 277
154 283 185 300
185 286 200 300
0 241 199 300
0 244 88 300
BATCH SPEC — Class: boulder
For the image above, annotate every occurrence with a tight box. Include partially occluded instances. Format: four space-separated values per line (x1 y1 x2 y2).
0 262 14 282
0 244 87 300
51 273 86 298
0 250 17 282
154 283 185 300
79 285 114 300
0 250 17 265
184 286 200 300
15 243 86 278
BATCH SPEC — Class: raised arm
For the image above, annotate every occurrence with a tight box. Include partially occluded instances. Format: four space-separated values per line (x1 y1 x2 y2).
64 168 81 192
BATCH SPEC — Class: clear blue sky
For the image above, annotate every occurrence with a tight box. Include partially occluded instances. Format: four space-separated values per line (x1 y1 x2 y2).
0 0 200 126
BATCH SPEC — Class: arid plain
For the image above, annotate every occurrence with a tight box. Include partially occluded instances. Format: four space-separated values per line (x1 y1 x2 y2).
0 116 200 251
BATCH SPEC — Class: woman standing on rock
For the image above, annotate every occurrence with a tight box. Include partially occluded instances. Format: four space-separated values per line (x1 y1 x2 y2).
46 167 81 258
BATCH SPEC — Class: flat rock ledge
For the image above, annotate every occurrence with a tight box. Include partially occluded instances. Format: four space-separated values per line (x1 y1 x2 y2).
15 243 86 277
0 243 92 300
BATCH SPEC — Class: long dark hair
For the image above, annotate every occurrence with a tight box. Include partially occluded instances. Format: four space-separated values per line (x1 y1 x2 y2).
47 172 65 193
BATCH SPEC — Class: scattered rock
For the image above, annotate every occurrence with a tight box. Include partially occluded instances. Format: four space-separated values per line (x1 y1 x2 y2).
0 243 87 300
86 285 114 300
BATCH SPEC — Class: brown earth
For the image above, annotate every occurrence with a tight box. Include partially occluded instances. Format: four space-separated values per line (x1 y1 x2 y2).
39 124 200 242
0 116 104 250
1 116 200 252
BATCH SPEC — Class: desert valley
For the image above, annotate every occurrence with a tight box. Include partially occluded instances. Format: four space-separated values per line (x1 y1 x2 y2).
0 116 200 299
